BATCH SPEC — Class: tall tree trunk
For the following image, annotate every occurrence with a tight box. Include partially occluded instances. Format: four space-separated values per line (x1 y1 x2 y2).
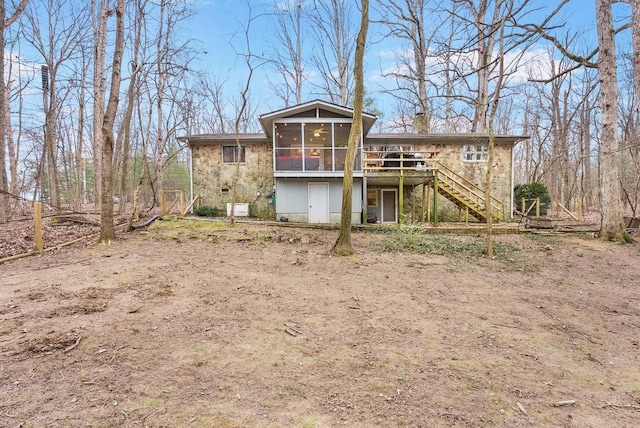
76 58 87 208
116 0 144 214
333 0 368 256
98 0 124 243
0 0 29 223
43 74 60 210
596 0 626 241
0 3 8 224
471 0 502 133
4 77 18 197
92 0 107 208
632 0 640 129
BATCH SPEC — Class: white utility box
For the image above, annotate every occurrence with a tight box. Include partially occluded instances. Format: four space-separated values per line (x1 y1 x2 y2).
226 203 250 217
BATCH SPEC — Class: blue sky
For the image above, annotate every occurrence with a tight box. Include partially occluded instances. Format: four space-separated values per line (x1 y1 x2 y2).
7 0 630 134
180 0 612 117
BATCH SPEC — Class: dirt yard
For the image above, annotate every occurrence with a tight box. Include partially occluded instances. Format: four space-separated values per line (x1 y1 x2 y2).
1 220 639 427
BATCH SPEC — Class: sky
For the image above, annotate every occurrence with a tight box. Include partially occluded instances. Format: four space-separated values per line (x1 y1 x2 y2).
5 0 632 136
178 0 609 118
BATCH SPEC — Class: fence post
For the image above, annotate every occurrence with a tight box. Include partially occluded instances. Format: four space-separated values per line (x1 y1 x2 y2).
34 201 43 253
578 199 583 221
536 197 540 218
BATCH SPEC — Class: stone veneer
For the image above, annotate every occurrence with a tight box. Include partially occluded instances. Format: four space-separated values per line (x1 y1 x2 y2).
191 143 274 217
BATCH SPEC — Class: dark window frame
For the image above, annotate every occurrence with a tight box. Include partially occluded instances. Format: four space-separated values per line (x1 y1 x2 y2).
222 145 246 163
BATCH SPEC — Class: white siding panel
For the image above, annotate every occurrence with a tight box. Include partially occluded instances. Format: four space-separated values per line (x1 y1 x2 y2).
327 179 361 212
276 177 362 222
276 179 308 214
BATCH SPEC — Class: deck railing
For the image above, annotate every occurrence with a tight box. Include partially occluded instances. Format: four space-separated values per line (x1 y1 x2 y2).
363 151 503 221
363 150 437 173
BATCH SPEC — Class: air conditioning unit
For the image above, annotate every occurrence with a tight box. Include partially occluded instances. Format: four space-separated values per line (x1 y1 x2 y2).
227 203 249 217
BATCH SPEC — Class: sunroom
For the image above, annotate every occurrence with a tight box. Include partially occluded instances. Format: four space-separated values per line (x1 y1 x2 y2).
258 100 376 223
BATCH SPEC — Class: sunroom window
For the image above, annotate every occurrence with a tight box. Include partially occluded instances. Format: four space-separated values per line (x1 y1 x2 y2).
274 121 360 172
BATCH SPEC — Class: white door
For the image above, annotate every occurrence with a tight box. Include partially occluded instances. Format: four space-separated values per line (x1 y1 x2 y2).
308 182 329 223
381 189 397 223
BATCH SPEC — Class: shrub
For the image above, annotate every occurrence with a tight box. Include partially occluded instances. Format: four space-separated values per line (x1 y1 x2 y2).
194 205 219 217
514 182 551 215
379 225 518 258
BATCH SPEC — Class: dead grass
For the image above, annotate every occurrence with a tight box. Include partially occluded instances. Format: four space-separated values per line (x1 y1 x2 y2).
1 220 639 427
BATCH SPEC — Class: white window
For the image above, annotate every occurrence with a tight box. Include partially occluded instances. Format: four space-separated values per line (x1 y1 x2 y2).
463 145 488 162
222 145 246 163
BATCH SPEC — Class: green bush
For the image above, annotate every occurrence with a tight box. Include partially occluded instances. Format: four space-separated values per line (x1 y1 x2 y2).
193 205 220 217
514 182 551 215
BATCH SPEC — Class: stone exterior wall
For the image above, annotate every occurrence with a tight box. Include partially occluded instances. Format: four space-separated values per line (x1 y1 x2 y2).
191 143 274 218
422 143 514 206
405 142 514 221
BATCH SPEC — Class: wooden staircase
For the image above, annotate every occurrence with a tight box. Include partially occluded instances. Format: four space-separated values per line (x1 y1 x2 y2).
434 162 503 222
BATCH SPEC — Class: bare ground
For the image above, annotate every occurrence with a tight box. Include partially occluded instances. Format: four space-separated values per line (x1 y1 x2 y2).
1 219 639 427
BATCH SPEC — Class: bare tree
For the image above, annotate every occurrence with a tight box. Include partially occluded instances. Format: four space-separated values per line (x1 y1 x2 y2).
269 0 307 106
596 0 626 241
309 0 356 105
482 0 510 257
0 0 29 223
114 0 145 213
98 0 124 243
23 0 89 211
190 73 231 133
92 0 108 208
333 0 368 256
228 1 267 226
378 0 440 132
633 0 640 130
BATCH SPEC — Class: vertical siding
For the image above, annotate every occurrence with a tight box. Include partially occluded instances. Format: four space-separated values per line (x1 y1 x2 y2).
276 178 362 219
276 179 308 214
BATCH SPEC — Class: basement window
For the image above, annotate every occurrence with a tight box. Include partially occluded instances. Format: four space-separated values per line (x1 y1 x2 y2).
222 145 246 163
462 145 488 162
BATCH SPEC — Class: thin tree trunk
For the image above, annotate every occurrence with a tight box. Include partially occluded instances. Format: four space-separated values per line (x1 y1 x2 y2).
43 77 60 210
333 0 368 256
76 60 86 208
483 1 508 257
0 2 7 223
632 0 640 129
92 0 107 208
117 0 143 214
98 0 124 243
0 0 29 222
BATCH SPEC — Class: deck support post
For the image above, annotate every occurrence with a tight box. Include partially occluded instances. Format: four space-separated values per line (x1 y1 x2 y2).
362 176 368 224
433 173 439 226
399 174 404 223
421 180 426 222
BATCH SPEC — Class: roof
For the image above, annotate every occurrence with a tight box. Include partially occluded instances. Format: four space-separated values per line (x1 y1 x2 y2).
365 133 529 145
177 133 268 145
177 100 528 146
258 99 377 138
